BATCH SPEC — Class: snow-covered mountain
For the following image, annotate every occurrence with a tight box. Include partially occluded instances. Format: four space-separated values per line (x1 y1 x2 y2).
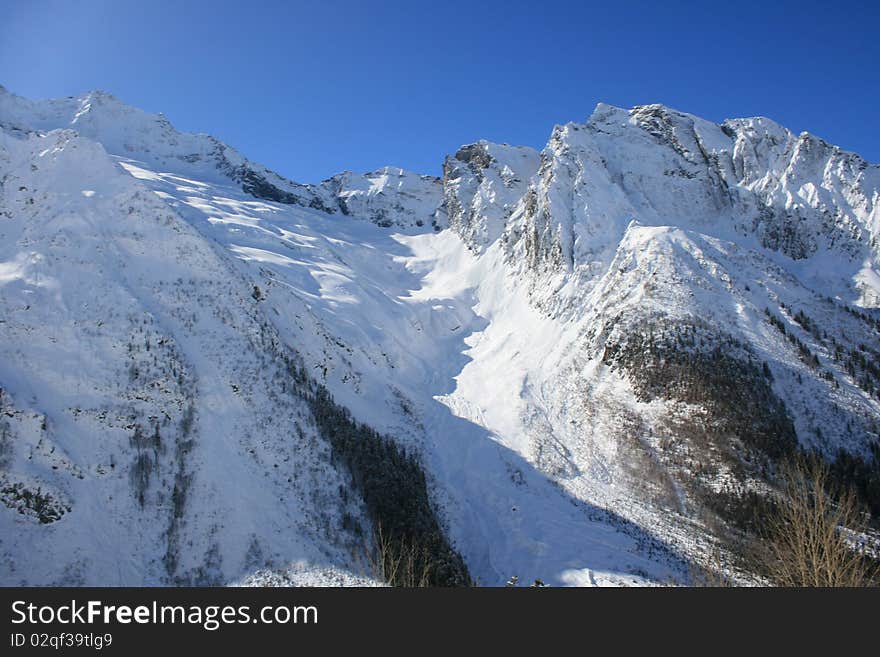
1 86 878 586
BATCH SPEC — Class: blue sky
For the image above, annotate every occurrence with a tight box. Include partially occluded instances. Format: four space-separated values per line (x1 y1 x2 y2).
2 0 878 181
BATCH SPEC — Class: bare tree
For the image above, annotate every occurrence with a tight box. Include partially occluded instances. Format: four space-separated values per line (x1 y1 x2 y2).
360 523 433 587
757 458 876 587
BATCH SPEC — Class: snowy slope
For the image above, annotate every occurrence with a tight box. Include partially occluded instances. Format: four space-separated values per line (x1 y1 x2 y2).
2 87 879 586
0 126 383 586
448 104 880 569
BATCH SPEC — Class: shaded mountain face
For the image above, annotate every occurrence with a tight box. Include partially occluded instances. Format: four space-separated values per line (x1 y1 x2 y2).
0 87 877 586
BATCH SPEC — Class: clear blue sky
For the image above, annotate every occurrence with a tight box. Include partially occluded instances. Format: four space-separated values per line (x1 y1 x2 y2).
2 0 878 182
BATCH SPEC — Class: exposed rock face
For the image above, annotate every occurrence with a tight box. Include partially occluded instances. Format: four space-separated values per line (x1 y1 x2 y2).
442 140 540 251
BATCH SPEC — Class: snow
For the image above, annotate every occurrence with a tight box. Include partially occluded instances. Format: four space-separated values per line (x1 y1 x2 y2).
1 86 878 587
